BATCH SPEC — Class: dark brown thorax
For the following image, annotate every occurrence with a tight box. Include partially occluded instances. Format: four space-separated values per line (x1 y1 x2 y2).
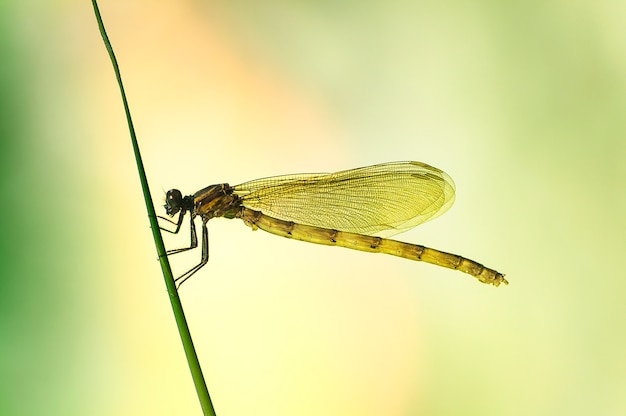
193 184 241 220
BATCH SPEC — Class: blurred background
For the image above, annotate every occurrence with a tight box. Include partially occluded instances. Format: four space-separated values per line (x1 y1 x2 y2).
1 0 625 415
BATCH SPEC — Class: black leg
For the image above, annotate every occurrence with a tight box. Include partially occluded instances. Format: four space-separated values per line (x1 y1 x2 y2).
158 210 195 254
165 215 198 256
158 209 185 234
175 219 209 288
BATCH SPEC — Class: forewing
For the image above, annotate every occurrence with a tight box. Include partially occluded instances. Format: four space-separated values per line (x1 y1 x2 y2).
233 161 455 237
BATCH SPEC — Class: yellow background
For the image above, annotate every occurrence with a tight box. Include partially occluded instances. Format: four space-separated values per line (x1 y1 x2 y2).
2 1 625 415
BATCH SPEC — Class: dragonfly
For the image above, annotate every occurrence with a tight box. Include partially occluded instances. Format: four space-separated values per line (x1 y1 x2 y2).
159 161 507 288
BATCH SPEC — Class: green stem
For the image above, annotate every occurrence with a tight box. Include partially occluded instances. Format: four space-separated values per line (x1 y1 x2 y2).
91 2 216 414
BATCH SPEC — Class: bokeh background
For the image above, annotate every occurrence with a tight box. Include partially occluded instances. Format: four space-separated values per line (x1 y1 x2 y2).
1 0 625 415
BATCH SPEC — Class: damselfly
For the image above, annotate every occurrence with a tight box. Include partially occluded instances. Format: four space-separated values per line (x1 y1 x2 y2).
159 161 506 287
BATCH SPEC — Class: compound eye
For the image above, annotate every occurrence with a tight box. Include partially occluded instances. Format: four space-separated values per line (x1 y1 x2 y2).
164 189 183 215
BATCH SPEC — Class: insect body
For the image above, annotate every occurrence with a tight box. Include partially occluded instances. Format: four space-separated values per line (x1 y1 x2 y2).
160 161 506 287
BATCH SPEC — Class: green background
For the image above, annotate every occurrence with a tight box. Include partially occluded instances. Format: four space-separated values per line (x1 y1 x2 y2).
1 1 625 415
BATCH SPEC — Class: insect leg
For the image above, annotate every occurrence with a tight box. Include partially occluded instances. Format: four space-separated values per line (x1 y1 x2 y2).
158 209 186 234
175 219 209 288
162 214 198 256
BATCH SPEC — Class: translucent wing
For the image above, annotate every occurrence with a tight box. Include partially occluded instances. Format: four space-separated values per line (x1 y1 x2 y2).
232 161 455 238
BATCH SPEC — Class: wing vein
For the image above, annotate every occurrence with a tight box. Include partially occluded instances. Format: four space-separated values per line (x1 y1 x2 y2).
233 161 456 237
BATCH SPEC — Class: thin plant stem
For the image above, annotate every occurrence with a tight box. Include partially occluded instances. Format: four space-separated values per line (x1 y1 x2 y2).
91 1 216 414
